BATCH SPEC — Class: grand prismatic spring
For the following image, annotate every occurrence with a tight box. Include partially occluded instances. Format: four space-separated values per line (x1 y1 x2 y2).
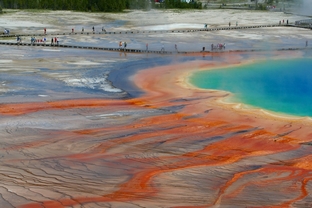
1 9 312 208
190 58 312 117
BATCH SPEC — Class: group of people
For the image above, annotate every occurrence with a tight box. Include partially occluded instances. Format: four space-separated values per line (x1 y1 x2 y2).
80 26 106 33
43 26 106 34
204 21 238 29
145 43 181 53
51 37 59 45
30 36 48 44
202 43 225 51
279 19 289 25
160 44 177 52
119 41 127 49
28 36 60 46
228 21 238 27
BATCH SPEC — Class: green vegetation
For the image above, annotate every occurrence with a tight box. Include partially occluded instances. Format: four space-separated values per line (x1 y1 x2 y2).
0 0 202 12
0 0 127 11
256 4 266 10
163 0 202 9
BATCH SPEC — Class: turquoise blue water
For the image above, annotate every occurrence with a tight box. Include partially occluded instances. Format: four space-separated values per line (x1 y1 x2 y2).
190 58 312 117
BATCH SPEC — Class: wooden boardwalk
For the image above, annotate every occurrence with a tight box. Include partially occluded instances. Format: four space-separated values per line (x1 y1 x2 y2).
0 41 178 54
1 24 308 38
0 23 310 54
0 40 310 55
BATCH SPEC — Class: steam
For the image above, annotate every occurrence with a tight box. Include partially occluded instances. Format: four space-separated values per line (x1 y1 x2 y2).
291 0 312 16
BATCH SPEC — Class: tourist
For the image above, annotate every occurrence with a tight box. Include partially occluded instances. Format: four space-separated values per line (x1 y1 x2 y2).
92 26 95 32
306 40 308 47
211 44 213 51
203 46 205 52
44 28 46 34
51 37 54 46
31 37 36 44
119 41 122 49
82 27 84 32
4 29 9 35
236 21 238 27
175 44 178 52
16 36 21 43
54 37 57 46
161 44 165 52
287 19 289 25
229 22 231 27
72 28 74 33
124 42 127 49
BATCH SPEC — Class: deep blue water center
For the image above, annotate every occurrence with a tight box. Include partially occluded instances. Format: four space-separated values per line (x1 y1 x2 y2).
190 58 312 117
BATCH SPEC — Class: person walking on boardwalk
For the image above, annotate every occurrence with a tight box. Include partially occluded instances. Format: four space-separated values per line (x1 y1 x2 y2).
17 36 21 44
72 28 74 33
92 26 95 32
119 41 122 49
229 22 231 27
51 37 54 46
82 27 84 32
44 28 46 35
31 37 36 44
175 44 178 52
124 42 127 50
161 44 165 52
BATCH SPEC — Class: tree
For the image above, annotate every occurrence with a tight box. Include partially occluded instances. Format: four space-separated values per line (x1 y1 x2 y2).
0 0 202 11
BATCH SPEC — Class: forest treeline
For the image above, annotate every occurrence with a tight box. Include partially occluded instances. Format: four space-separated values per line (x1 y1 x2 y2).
0 0 202 12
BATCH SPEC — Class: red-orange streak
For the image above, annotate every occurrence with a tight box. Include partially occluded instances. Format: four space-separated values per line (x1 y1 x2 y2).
0 99 128 116
69 115 251 161
20 126 300 208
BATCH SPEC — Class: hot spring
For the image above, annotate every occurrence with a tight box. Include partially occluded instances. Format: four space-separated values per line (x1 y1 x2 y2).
190 58 312 117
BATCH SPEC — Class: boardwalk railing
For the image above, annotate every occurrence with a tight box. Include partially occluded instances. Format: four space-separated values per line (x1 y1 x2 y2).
295 19 312 26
